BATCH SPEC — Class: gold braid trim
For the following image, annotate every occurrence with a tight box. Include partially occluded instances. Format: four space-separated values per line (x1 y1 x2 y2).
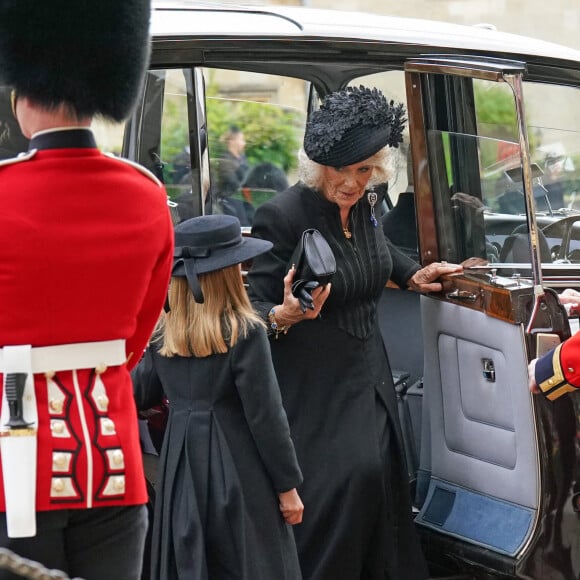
539 344 579 400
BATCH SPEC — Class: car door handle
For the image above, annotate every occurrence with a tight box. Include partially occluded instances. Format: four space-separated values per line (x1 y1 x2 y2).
447 289 478 302
482 358 496 382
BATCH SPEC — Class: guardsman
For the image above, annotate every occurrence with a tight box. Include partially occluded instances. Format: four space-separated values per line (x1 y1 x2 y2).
0 1 174 579
529 334 580 399
528 289 580 398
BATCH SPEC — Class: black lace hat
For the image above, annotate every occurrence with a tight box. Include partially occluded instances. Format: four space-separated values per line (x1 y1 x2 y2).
304 86 406 167
0 0 151 122
172 215 272 303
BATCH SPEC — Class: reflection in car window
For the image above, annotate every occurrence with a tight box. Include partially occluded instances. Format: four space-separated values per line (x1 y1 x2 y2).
428 131 499 264
91 118 125 157
484 80 580 267
347 72 418 258
0 86 28 159
159 69 195 222
429 80 580 268
524 81 580 214
154 68 209 224
203 68 307 226
428 129 580 269
0 85 125 160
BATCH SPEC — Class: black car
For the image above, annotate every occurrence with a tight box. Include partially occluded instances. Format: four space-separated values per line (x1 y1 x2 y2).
3 2 580 578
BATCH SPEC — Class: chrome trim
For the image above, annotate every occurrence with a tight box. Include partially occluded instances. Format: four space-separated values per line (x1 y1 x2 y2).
503 73 544 303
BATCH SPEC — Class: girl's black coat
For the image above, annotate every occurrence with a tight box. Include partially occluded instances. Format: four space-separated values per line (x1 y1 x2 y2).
133 325 303 580
248 183 428 580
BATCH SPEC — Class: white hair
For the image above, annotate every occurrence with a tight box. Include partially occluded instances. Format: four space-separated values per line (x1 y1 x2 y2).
297 145 396 191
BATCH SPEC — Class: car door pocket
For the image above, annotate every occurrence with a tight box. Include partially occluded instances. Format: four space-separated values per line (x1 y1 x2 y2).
417 480 535 556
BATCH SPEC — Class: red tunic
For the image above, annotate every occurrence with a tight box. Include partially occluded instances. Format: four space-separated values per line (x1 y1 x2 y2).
0 131 174 511
535 333 580 400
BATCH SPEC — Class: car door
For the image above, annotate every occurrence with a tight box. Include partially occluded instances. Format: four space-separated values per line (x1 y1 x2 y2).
404 57 579 579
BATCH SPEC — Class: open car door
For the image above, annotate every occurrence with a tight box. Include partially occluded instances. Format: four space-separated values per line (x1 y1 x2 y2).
404 57 579 579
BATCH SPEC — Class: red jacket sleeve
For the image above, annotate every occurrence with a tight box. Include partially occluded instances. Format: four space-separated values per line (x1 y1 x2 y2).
125 207 174 370
534 332 580 400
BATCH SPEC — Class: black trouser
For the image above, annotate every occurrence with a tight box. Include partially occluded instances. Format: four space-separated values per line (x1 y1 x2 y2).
0 505 147 580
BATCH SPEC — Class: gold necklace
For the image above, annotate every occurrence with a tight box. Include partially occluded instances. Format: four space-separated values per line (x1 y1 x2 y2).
343 225 352 239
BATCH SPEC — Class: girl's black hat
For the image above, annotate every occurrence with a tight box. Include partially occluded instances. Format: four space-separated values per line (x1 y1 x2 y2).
303 86 406 167
172 215 272 303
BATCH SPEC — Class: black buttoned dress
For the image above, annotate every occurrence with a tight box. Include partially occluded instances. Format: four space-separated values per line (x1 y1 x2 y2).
248 183 429 580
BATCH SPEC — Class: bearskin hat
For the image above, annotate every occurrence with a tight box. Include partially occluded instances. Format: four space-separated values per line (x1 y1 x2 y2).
0 0 151 122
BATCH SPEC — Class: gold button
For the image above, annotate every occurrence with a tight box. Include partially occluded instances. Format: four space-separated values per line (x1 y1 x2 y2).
113 477 125 492
103 419 115 433
51 421 64 434
548 379 554 385
568 367 574 373
52 478 64 492
45 371 55 380
97 395 109 410
53 453 67 468
49 399 63 413
113 450 123 466
95 364 108 375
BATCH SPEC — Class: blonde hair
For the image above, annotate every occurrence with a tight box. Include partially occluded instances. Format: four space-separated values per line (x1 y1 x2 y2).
297 145 395 191
157 266 264 358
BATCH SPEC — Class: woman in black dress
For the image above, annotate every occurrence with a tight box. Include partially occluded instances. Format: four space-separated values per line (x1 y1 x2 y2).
133 214 304 580
248 86 461 580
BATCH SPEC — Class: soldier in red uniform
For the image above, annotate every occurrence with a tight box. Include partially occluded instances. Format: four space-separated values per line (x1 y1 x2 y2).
529 289 580 399
0 1 174 578
529 340 580 400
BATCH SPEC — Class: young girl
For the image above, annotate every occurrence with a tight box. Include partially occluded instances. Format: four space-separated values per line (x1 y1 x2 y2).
132 214 304 580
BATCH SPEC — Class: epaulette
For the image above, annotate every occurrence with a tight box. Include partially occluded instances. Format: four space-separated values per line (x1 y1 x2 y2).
0 149 37 168
103 152 163 187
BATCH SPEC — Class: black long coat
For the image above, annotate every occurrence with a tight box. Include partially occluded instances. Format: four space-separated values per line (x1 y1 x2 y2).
248 183 429 580
132 324 303 580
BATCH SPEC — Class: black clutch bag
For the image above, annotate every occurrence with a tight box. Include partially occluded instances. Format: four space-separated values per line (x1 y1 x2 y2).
290 229 336 312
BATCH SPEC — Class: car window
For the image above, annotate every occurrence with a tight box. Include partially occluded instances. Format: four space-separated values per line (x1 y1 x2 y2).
348 72 418 259
201 68 308 226
150 68 203 224
348 72 410 201
91 118 124 157
525 81 580 211
0 87 125 159
159 69 193 201
429 78 580 267
524 82 580 264
0 86 27 159
427 130 523 264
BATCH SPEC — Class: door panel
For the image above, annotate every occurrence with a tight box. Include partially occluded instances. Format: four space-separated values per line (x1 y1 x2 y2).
416 296 539 556
405 56 579 577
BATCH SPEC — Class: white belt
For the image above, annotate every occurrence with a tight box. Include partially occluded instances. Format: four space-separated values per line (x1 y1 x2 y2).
0 339 126 538
0 339 127 374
